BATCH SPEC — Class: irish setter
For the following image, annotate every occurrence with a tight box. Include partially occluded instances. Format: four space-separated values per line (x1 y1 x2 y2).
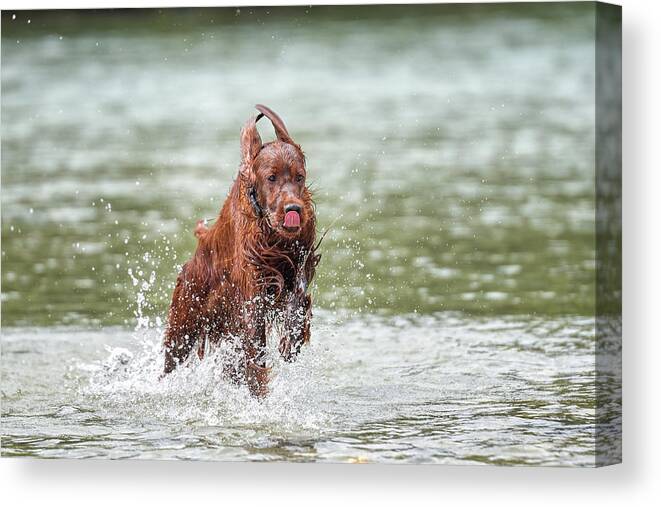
162 105 319 396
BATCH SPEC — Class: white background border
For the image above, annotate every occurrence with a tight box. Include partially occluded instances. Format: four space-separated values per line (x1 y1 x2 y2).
1 0 659 505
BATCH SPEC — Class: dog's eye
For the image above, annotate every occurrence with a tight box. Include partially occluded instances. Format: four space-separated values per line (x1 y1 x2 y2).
268 175 276 182
296 174 304 182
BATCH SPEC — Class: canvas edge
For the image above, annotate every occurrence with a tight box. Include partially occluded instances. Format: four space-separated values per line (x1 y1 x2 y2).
594 0 622 468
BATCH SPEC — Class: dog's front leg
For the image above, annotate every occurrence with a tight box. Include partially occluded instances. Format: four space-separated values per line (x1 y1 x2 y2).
279 276 312 362
242 302 269 397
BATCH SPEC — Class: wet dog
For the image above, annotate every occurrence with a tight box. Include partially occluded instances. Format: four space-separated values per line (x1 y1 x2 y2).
162 105 319 396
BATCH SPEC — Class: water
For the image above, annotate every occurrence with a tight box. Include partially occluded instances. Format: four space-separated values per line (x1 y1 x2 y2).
1 4 615 465
2 312 598 464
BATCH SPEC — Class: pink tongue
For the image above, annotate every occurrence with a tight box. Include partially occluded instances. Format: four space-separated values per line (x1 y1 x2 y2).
284 210 301 228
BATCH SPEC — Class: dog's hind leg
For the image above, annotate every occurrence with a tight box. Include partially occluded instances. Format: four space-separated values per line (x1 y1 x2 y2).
163 330 197 374
162 266 204 375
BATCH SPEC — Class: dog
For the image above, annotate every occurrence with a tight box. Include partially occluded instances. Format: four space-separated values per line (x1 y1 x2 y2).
162 105 319 397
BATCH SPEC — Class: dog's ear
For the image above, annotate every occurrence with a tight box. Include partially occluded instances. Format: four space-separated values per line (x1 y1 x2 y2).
255 104 298 147
240 114 263 172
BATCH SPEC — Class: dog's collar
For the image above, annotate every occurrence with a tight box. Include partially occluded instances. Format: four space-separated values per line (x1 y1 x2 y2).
248 187 264 218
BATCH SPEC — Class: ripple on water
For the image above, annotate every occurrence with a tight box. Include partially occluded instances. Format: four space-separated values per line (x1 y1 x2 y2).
0 311 615 465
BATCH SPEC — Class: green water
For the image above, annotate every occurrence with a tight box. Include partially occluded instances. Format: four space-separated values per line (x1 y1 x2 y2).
1 4 596 326
1 4 615 465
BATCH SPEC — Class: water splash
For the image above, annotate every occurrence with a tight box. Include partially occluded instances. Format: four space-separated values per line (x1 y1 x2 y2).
83 323 338 438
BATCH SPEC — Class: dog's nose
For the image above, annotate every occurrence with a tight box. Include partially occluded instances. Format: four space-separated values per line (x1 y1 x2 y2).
284 204 302 213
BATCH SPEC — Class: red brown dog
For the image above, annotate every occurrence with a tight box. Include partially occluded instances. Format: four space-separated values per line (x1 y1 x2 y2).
163 105 319 396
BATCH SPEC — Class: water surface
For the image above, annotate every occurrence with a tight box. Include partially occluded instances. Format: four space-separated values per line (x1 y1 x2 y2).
2 312 600 465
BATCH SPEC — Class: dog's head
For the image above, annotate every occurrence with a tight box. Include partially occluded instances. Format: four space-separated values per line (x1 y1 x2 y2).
239 104 312 239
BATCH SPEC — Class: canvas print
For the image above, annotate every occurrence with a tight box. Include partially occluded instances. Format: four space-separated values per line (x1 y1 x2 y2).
1 2 621 466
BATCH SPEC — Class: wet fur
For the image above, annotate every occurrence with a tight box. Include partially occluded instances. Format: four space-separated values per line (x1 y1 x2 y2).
163 105 320 396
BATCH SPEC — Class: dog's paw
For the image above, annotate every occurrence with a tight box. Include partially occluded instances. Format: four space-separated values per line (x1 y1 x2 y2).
246 360 270 398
